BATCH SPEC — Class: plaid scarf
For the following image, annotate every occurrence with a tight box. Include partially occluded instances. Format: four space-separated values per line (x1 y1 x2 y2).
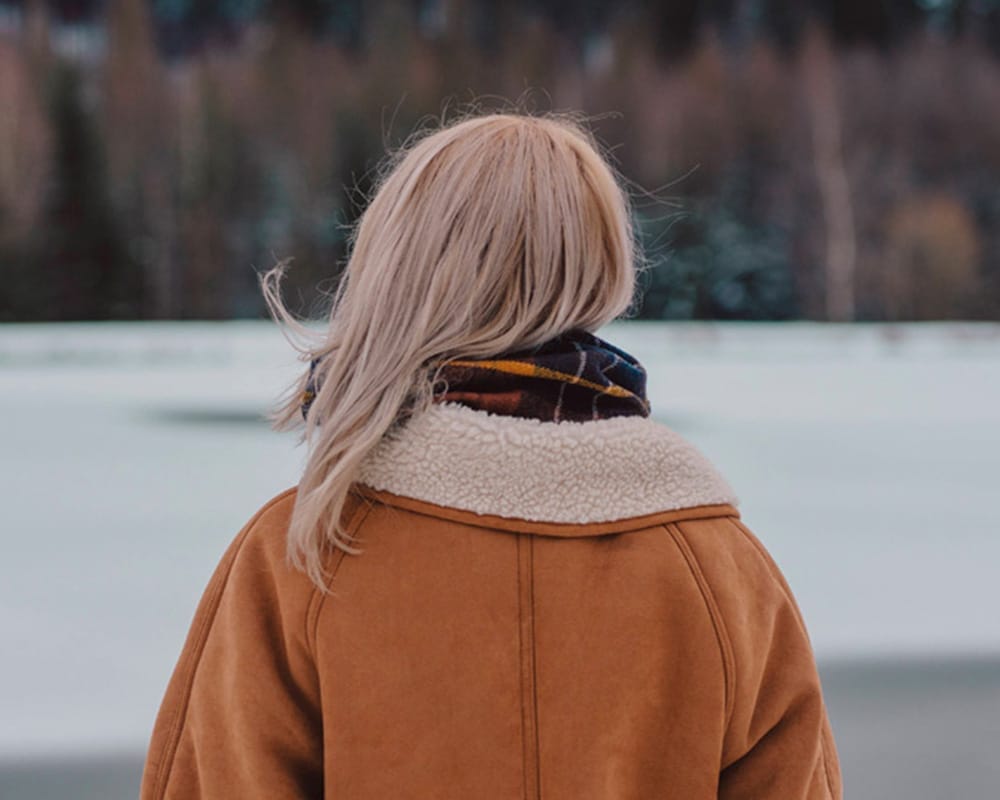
430 328 650 422
301 328 650 423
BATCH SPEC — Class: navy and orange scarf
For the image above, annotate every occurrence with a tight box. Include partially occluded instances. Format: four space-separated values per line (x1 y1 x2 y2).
302 327 650 423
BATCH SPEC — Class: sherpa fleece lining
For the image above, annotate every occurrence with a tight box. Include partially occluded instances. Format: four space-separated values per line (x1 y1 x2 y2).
357 401 739 523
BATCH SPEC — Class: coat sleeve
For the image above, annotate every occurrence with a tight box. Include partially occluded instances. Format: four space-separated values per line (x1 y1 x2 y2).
675 515 843 799
139 489 326 800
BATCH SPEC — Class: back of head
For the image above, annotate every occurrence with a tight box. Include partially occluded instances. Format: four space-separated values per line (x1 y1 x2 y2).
261 110 640 588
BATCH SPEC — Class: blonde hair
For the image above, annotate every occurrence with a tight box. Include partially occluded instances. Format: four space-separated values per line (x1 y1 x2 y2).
261 109 641 590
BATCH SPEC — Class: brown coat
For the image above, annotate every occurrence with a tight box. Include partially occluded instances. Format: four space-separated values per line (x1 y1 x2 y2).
141 402 842 799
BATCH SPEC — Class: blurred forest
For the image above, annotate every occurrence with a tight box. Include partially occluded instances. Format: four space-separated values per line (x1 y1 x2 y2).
2 0 1000 321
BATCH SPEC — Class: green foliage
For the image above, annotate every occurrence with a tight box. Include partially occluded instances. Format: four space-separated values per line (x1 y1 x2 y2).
636 203 797 321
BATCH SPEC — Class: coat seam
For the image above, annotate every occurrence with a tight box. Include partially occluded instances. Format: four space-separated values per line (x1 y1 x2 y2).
529 536 542 800
723 517 813 642
305 499 376 657
517 534 542 800
822 718 839 798
663 521 737 731
151 487 297 799
821 731 836 798
517 539 526 800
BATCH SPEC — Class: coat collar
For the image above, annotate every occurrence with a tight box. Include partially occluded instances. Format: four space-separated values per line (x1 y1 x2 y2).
356 402 739 531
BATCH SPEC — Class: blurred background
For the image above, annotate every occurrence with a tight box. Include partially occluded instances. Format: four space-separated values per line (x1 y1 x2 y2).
1 1 999 798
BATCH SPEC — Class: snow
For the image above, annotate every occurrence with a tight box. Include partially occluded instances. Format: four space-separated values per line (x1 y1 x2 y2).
1 320 998 758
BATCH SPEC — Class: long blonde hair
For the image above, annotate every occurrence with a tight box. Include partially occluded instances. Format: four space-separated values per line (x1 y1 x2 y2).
261 109 642 590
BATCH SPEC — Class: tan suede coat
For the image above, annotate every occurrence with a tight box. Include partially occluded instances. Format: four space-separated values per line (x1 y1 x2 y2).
141 402 842 799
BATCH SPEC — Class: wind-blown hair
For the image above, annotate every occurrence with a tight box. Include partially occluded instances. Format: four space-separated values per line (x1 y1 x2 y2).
261 110 641 590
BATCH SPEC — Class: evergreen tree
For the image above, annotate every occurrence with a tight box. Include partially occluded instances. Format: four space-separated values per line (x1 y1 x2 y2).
36 62 141 320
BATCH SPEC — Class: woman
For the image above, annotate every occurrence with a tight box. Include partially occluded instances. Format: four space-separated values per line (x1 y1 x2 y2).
140 112 842 799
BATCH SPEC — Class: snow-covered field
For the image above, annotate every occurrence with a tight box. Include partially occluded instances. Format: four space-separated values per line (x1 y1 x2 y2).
1 320 998 759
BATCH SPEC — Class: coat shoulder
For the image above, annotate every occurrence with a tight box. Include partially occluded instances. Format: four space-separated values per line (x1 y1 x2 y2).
232 486 298 557
140 486 331 799
670 514 842 797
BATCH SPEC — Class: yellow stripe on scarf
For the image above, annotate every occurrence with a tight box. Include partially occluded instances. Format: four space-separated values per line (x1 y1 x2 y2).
446 359 638 400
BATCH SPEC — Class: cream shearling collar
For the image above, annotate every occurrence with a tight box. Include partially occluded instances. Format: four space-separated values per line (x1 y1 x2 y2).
357 402 739 524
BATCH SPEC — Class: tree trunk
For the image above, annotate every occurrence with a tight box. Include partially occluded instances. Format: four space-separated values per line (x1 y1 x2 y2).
802 25 856 321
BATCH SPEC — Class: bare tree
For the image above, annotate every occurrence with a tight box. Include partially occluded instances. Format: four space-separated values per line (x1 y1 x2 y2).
801 23 857 321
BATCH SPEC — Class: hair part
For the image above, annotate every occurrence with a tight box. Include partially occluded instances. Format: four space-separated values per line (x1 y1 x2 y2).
261 106 643 591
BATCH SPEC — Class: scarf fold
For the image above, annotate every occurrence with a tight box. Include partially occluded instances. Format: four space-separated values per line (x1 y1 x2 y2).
301 327 650 423
431 328 650 422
